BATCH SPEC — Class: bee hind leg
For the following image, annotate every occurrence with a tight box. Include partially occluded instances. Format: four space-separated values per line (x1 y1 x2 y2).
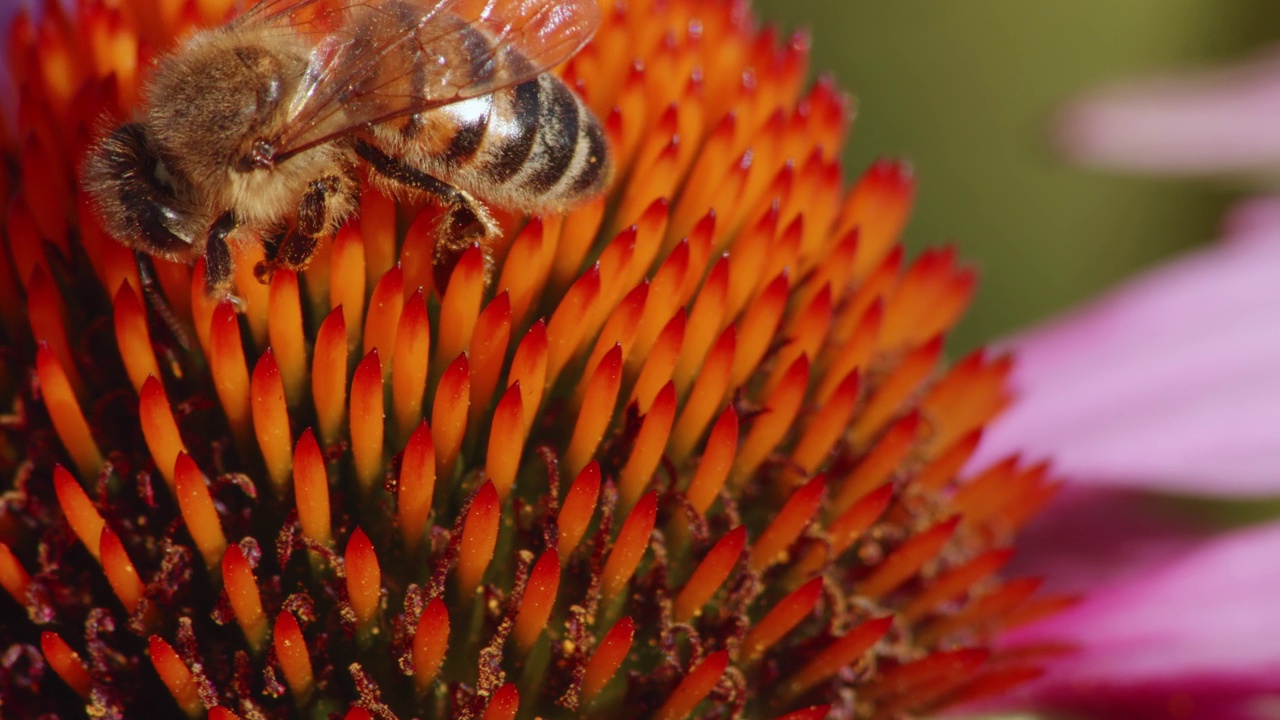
436 192 500 287
355 140 500 288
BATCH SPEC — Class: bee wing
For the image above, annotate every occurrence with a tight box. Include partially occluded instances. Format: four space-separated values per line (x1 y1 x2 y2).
236 0 602 160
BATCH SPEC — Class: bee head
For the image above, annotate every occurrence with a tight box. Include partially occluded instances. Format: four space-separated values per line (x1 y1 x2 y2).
83 122 203 261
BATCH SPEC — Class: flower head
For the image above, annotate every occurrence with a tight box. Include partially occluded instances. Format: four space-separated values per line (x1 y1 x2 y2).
0 0 1065 718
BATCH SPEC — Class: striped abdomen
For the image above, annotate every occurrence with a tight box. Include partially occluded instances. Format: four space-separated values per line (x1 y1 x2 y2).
352 2 611 210
374 71 610 212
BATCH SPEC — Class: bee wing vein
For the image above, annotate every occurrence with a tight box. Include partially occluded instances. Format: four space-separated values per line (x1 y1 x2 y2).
237 0 599 160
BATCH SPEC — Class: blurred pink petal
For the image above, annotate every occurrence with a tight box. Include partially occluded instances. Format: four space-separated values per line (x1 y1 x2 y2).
969 198 1280 495
1057 48 1280 177
1014 679 1280 720
1004 521 1280 719
1004 488 1215 596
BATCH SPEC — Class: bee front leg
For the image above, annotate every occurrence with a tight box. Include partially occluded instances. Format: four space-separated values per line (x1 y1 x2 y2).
255 173 358 284
355 140 500 284
203 211 238 296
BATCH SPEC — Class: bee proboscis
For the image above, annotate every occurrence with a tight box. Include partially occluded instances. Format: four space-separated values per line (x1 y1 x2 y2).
85 0 612 295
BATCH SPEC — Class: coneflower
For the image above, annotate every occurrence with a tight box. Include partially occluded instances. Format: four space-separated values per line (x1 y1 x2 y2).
0 0 1069 718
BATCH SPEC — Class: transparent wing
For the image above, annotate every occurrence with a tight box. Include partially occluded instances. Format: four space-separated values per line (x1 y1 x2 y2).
233 0 601 160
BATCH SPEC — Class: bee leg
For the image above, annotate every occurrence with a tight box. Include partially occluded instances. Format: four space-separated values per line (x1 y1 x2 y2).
433 191 500 290
255 174 354 284
134 252 196 356
355 140 499 284
254 228 320 285
202 211 238 297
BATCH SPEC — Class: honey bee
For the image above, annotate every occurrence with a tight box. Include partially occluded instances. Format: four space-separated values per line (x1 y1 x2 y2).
84 0 611 295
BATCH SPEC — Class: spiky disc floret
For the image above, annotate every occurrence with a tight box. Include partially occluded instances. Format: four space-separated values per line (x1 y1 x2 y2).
0 0 1068 718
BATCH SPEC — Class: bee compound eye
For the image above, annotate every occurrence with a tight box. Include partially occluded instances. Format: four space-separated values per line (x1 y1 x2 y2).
126 193 192 256
84 124 187 256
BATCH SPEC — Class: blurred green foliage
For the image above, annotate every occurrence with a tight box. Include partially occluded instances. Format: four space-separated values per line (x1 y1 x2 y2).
754 1 1276 351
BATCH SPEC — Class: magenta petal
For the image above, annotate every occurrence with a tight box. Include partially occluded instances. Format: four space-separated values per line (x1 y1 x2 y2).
1003 521 1280 718
1056 47 1280 177
1013 679 1280 720
1004 488 1215 596
969 199 1280 495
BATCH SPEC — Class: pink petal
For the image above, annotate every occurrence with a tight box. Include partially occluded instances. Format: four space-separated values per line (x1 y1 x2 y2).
969 198 1280 495
1014 680 1280 720
1003 521 1280 718
1004 487 1215 596
1056 47 1280 177
1220 195 1280 245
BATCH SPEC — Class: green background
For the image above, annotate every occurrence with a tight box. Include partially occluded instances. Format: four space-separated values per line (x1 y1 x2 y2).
753 1 1275 351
